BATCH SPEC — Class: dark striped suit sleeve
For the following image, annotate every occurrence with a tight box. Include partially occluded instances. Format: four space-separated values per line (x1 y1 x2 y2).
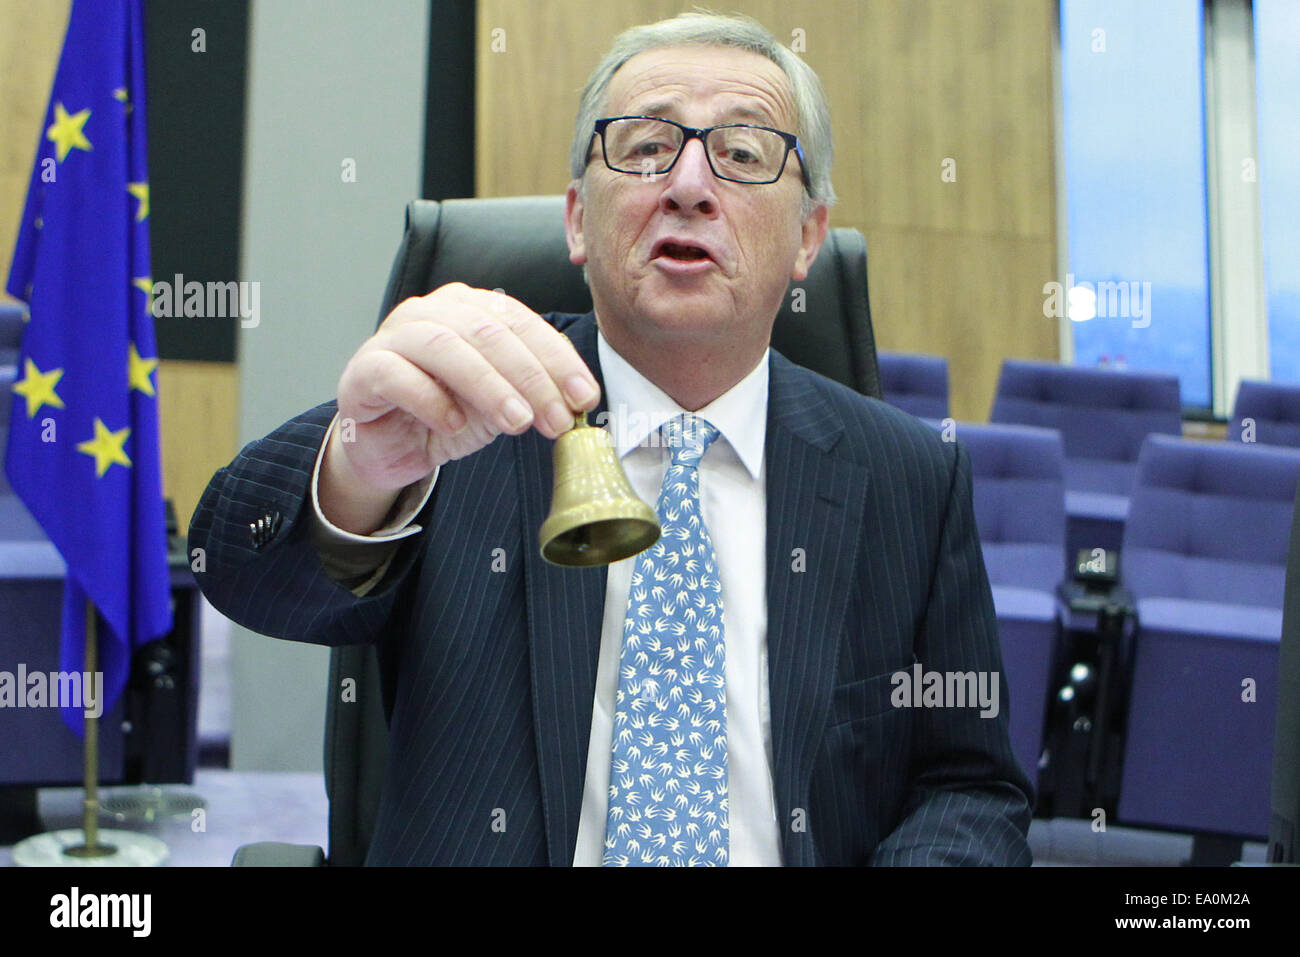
870 440 1035 866
187 400 423 646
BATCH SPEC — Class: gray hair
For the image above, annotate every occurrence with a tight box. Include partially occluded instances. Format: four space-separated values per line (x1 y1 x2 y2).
568 12 836 215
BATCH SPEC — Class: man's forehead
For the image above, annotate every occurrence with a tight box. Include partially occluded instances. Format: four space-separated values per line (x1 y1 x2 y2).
605 45 796 128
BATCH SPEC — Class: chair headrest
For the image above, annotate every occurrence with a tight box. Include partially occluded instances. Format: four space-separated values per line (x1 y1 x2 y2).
379 197 881 398
0 301 28 351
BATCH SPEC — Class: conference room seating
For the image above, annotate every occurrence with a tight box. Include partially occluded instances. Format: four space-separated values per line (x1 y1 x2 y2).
232 194 884 866
990 359 1182 567
0 301 24 369
878 350 949 420
1116 435 1300 840
945 420 1066 783
0 306 65 599
1229 379 1300 448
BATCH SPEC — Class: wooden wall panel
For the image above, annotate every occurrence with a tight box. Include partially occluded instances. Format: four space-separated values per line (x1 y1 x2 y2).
867 228 1057 420
476 0 1060 421
858 0 1059 421
476 0 864 201
0 0 71 300
859 0 1057 238
157 361 238 535
476 0 681 196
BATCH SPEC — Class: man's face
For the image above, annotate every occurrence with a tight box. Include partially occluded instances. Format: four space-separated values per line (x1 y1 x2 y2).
565 45 828 355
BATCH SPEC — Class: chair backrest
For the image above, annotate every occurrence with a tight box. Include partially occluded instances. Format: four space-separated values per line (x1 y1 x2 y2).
1230 379 1300 449
0 301 61 560
878 350 949 420
379 196 882 398
990 360 1181 493
2 301 25 492
952 421 1066 594
324 195 883 864
0 367 14 496
0 301 25 369
1122 434 1300 608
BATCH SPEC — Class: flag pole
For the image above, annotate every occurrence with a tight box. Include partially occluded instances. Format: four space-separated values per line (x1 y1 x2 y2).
8 0 172 868
64 597 114 858
11 593 169 866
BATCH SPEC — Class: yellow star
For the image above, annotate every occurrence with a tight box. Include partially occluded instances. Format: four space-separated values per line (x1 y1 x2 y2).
76 418 132 477
133 276 154 315
11 357 65 418
127 182 149 221
128 342 158 396
46 102 92 162
113 87 132 114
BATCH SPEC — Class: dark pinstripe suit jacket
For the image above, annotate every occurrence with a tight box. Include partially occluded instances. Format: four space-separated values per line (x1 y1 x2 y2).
190 311 1033 865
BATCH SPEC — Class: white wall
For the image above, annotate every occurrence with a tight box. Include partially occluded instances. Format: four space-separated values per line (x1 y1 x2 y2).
233 0 429 771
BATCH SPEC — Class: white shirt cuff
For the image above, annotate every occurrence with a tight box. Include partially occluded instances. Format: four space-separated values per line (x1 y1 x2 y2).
310 411 438 543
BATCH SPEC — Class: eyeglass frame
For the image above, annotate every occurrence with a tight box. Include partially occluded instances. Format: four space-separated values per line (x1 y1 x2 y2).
588 115 809 187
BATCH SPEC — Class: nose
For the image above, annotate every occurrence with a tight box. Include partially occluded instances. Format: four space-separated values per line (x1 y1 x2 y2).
659 136 718 216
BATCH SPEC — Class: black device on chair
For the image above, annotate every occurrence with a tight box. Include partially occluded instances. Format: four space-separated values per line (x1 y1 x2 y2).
232 195 881 865
1039 544 1135 820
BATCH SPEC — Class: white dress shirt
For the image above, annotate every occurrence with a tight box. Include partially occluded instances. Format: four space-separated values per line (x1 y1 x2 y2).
311 325 782 866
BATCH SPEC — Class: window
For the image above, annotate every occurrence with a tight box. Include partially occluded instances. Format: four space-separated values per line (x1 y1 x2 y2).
1256 0 1300 385
1060 0 1212 409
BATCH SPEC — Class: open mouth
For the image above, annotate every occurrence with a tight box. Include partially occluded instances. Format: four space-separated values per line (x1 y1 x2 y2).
654 241 713 263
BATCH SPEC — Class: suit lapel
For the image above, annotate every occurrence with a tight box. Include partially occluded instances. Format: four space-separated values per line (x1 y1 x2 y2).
517 313 608 866
764 353 871 866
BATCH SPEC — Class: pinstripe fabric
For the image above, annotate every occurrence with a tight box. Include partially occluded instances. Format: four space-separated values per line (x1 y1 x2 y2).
189 312 1032 865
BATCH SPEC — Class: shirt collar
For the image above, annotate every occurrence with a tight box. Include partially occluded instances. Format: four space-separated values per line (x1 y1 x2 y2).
596 324 768 480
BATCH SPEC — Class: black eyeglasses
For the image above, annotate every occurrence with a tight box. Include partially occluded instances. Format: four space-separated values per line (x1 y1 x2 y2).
590 115 807 186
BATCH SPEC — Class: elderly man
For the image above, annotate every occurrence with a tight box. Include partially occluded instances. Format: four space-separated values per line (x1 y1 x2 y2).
191 12 1032 866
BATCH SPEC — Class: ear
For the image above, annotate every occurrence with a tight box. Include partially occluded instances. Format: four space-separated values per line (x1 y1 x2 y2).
564 181 588 266
790 202 829 281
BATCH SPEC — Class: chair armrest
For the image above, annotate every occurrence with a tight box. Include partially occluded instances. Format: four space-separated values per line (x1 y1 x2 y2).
231 842 326 866
990 583 1057 622
1064 489 1129 522
1136 597 1282 643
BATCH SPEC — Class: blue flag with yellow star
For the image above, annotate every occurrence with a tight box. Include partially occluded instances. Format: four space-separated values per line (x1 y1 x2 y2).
5 0 171 735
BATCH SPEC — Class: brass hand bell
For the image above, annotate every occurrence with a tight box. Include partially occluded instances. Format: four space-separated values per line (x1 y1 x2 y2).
539 410 660 567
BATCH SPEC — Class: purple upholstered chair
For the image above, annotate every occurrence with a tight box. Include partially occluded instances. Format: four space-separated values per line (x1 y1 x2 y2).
1229 379 1300 449
990 359 1182 563
934 420 1066 781
1117 435 1300 839
0 301 25 369
878 350 949 420
0 303 59 559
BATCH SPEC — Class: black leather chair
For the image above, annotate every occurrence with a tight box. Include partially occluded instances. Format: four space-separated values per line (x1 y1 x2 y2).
232 194 880 865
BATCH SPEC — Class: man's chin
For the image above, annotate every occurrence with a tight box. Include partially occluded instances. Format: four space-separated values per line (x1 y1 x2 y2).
630 295 735 341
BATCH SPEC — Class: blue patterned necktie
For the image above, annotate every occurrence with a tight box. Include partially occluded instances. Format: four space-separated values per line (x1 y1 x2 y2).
603 413 728 867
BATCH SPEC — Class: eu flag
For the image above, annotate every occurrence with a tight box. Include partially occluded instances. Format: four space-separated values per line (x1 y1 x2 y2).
5 0 172 735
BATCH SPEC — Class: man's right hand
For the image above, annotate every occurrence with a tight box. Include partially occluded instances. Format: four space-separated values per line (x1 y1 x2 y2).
318 283 601 535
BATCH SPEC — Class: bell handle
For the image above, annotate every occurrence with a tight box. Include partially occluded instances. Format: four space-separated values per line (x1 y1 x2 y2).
555 331 592 434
